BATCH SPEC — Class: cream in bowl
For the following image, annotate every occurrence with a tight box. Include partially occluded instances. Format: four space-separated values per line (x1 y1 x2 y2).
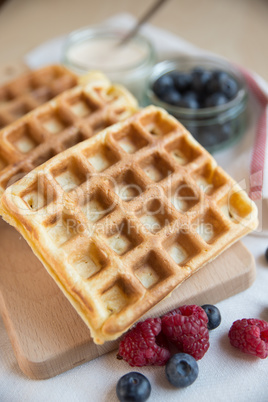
63 27 156 102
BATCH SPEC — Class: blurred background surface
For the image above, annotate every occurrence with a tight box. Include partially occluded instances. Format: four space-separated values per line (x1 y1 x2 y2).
0 0 267 80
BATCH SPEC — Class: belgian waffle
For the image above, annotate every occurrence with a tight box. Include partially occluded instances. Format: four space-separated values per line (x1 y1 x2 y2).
0 106 258 344
0 65 78 129
0 71 138 197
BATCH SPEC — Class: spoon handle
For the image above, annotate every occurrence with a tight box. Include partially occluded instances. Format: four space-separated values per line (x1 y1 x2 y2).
118 0 169 46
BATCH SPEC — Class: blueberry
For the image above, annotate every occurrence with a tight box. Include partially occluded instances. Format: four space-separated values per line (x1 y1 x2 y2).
265 247 268 263
177 91 199 109
219 75 238 99
192 67 209 78
165 353 199 388
213 70 230 81
116 372 151 402
198 95 208 108
172 71 192 92
195 123 233 149
218 122 233 142
201 304 221 330
206 70 238 99
161 88 181 105
196 127 219 148
205 70 228 94
191 69 212 93
184 91 198 100
185 124 199 139
205 75 220 94
205 92 228 107
152 73 174 98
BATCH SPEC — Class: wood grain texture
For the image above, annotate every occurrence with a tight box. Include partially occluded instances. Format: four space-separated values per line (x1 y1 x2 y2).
0 218 256 379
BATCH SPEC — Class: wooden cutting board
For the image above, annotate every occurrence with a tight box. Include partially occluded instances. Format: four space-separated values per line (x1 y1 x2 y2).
0 217 256 380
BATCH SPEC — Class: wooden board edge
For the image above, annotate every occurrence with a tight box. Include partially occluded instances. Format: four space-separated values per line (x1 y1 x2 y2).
0 242 255 380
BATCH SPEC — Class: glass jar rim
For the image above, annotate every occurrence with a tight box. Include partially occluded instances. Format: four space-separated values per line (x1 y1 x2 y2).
62 26 156 74
145 56 248 118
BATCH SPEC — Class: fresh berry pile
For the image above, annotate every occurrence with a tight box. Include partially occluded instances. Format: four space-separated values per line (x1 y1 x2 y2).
161 305 210 360
228 318 268 359
116 303 268 399
152 68 239 109
118 305 210 367
116 303 214 397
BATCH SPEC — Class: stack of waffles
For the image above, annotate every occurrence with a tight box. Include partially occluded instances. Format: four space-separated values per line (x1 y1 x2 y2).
0 67 258 344
0 70 138 197
0 65 78 129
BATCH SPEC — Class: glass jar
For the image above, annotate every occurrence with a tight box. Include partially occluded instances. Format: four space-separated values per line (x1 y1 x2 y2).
143 56 248 153
62 26 156 103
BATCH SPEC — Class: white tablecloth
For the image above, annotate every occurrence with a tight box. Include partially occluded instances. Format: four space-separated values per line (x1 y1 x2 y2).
1 14 267 402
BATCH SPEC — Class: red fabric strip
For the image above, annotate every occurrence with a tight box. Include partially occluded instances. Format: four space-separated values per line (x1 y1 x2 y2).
239 68 267 200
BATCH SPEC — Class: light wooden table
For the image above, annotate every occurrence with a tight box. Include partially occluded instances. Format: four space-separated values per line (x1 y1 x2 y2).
0 0 268 80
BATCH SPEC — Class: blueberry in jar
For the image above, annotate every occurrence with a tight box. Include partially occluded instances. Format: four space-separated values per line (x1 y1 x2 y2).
205 92 228 107
218 122 233 142
161 88 181 105
206 70 238 99
196 126 219 148
206 70 228 91
177 91 199 109
185 124 199 139
152 67 239 112
153 73 174 98
205 75 220 94
191 68 212 93
219 75 238 99
172 71 192 92
213 70 230 80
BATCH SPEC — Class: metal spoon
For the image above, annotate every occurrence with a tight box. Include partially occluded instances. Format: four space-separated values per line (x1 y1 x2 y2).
117 0 169 46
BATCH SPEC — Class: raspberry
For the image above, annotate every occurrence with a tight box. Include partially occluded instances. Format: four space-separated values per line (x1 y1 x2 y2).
228 318 268 359
117 318 171 367
161 305 210 360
